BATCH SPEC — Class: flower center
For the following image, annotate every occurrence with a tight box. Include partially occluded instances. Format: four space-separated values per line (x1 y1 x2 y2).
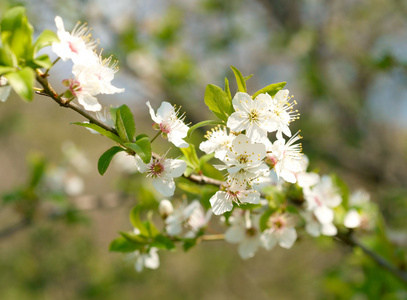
236 154 249 164
160 123 171 134
68 41 79 54
248 109 259 124
148 161 164 178
245 227 257 237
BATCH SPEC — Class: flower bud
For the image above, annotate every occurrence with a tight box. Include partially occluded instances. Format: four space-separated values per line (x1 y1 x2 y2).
159 199 173 219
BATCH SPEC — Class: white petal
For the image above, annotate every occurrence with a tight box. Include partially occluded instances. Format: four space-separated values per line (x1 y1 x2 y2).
146 101 161 123
321 223 337 236
225 226 245 243
210 191 233 215
134 156 148 173
152 178 175 196
156 101 175 120
344 209 361 228
77 93 102 111
0 85 11 102
238 237 260 259
261 230 277 250
314 206 334 224
227 112 248 132
165 159 187 178
305 222 321 237
278 227 297 249
144 248 160 269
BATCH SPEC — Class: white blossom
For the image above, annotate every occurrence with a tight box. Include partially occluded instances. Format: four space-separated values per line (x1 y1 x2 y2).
138 156 187 197
218 134 268 191
304 175 342 225
131 248 160 272
210 189 260 215
270 132 304 183
52 16 98 64
199 126 235 160
302 211 337 237
147 101 189 148
227 92 275 142
268 89 299 140
225 210 262 259
158 199 174 219
261 213 297 250
165 200 211 237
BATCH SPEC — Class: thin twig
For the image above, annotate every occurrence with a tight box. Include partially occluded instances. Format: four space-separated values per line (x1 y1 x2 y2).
336 232 407 284
200 234 225 241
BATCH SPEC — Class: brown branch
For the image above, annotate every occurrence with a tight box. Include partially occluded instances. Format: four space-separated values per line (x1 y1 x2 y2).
336 232 407 284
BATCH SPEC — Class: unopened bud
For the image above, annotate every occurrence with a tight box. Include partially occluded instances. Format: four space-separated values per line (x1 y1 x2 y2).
159 199 173 219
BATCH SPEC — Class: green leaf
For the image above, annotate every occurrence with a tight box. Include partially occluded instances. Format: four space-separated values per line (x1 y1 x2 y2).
72 122 123 144
115 105 136 142
125 136 151 164
252 82 286 99
180 144 199 170
183 238 197 251
33 29 59 55
224 77 232 101
109 237 141 252
244 74 254 81
109 107 118 124
28 153 46 189
120 231 149 244
0 66 16 76
98 146 125 175
1 6 34 62
0 48 14 66
4 67 34 101
187 120 222 139
130 205 150 237
27 54 53 69
231 65 246 93
204 84 233 121
151 235 176 250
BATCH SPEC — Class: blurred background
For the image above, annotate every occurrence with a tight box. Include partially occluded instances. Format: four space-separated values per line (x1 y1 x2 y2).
0 0 407 299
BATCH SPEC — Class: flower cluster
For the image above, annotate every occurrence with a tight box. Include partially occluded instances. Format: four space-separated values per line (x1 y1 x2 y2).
201 90 303 215
52 16 124 111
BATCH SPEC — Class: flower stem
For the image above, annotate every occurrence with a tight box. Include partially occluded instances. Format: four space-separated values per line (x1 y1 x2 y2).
43 57 60 77
150 131 161 144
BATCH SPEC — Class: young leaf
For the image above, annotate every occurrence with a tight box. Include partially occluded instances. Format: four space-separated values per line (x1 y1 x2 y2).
151 235 176 250
125 136 151 164
109 237 141 252
252 82 286 99
115 105 136 142
110 107 118 124
130 205 150 237
244 74 254 81
231 65 246 93
1 6 34 62
180 144 199 170
204 84 233 121
187 120 222 139
33 29 59 55
98 146 125 175
4 67 34 101
72 122 123 144
224 77 232 101
27 54 53 69
0 66 16 76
